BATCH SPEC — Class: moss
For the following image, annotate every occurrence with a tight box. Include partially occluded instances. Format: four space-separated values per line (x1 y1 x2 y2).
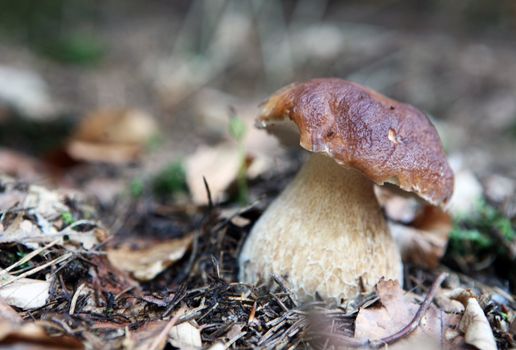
448 199 515 255
153 161 188 196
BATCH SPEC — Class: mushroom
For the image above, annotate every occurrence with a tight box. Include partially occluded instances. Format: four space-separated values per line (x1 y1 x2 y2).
239 78 454 303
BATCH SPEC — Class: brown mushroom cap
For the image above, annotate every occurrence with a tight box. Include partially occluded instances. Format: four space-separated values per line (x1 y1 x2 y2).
257 78 454 206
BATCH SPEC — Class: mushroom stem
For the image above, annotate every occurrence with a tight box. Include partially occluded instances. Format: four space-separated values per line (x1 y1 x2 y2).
239 153 402 302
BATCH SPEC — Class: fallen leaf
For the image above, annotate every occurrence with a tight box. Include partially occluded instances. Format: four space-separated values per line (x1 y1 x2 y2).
376 187 453 269
185 121 282 204
124 308 186 350
391 206 452 269
66 108 158 164
434 289 466 314
185 144 242 204
169 322 202 349
0 297 82 349
455 296 497 350
0 297 22 323
354 279 456 349
125 320 169 350
89 255 139 298
107 233 193 281
0 277 50 309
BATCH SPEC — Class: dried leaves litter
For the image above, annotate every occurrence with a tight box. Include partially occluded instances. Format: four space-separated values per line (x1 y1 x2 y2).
0 171 514 349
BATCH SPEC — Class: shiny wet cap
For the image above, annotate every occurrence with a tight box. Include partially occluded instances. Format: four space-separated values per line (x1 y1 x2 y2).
257 78 454 206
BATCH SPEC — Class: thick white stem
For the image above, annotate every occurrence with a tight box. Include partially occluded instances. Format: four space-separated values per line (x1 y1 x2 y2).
239 153 402 303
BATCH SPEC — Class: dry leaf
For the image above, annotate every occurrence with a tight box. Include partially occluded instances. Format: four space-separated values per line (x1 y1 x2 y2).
456 297 497 350
0 297 22 324
66 109 158 164
169 322 202 349
185 120 281 204
377 187 453 269
124 308 187 350
107 233 193 281
390 206 452 269
0 277 50 309
0 297 82 349
354 279 455 349
185 144 242 204
124 320 169 350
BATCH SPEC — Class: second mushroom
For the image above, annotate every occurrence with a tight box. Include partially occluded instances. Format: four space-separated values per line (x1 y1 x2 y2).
239 78 454 303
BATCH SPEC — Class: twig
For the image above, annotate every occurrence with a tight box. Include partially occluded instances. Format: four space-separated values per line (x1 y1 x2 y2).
315 272 448 348
272 273 298 307
203 176 213 210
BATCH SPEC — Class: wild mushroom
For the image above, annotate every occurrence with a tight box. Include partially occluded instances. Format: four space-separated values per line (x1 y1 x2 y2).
239 78 454 302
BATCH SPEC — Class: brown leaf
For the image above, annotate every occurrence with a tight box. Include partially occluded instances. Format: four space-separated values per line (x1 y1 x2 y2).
0 297 82 349
124 320 169 350
377 186 452 269
124 308 187 350
66 109 158 164
185 144 242 205
355 279 456 349
0 298 21 324
107 233 193 281
90 255 139 296
390 206 452 269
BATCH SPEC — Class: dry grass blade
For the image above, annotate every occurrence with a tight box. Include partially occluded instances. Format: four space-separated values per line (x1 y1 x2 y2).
2 238 61 273
0 253 72 288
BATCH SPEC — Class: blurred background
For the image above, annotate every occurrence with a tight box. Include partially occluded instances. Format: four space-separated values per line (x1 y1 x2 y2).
0 1 515 341
0 0 515 208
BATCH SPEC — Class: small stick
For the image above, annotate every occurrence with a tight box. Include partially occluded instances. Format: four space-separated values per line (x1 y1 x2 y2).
272 273 298 307
203 176 213 210
316 272 448 348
